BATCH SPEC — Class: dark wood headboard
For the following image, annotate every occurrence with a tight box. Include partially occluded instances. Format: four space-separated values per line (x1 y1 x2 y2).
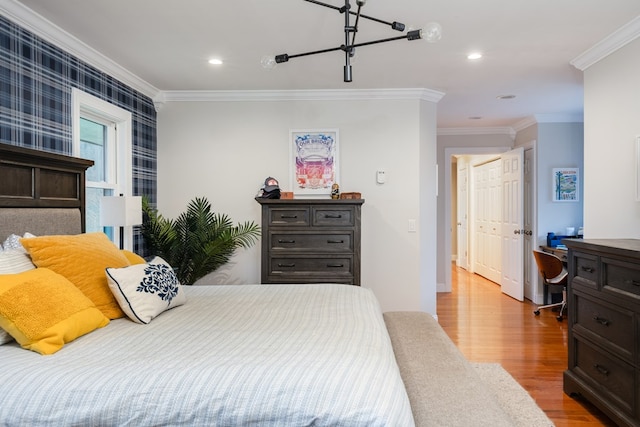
0 143 94 232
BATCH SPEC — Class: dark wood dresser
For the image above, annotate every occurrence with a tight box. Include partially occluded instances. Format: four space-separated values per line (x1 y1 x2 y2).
563 239 640 427
255 198 364 286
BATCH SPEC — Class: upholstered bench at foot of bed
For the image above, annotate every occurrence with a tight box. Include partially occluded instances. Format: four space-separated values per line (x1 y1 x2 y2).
384 311 514 427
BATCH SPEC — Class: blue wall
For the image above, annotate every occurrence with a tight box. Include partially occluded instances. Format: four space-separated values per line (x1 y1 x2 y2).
0 15 157 252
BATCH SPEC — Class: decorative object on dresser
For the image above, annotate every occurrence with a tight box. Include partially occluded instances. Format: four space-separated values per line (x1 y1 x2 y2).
564 238 640 427
256 198 364 286
339 192 362 199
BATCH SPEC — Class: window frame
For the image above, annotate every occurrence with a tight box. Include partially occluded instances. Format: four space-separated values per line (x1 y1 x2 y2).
72 88 133 249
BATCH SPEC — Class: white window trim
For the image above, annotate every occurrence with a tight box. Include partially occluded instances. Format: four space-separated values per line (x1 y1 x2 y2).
72 88 134 249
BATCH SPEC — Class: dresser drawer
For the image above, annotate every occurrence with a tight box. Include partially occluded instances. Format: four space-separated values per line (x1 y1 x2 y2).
603 257 640 300
572 251 599 289
574 292 634 358
269 256 352 274
573 337 635 415
312 207 355 227
268 208 310 226
269 232 353 252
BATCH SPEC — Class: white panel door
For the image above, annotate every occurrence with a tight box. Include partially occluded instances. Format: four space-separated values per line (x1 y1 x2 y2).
457 160 469 270
473 159 502 284
501 147 524 301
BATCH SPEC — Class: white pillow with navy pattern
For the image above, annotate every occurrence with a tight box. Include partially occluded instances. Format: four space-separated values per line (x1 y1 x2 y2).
105 256 186 324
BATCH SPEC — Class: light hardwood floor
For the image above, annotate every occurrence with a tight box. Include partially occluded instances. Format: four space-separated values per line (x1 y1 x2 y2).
436 264 616 427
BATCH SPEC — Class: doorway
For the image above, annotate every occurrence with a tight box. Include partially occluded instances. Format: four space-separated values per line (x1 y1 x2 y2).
446 144 537 302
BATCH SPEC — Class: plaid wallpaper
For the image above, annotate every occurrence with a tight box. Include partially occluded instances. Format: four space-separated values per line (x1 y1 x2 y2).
0 15 157 253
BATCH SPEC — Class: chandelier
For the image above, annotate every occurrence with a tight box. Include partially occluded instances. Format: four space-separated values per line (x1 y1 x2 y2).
261 0 442 82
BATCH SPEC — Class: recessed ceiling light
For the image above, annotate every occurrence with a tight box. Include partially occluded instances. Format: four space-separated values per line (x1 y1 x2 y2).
497 94 516 100
208 58 223 65
467 52 482 60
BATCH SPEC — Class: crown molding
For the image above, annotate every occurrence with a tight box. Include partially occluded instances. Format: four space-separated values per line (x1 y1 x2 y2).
0 0 160 99
154 88 445 107
534 113 584 123
511 116 538 132
439 112 584 137
511 113 583 133
571 15 640 71
437 127 515 138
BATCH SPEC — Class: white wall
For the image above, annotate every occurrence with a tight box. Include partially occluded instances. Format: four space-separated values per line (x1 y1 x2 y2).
157 97 438 312
419 99 438 313
583 38 640 238
533 123 584 243
515 123 584 242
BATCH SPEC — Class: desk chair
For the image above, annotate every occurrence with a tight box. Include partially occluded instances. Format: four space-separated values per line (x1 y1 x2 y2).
532 250 568 321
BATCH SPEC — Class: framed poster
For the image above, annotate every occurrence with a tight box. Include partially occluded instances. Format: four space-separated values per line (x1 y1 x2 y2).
290 129 339 198
553 168 579 202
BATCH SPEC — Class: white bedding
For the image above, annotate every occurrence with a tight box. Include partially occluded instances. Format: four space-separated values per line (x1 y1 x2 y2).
0 284 414 426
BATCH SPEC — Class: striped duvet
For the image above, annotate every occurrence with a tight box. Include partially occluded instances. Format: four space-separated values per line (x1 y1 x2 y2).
0 284 414 426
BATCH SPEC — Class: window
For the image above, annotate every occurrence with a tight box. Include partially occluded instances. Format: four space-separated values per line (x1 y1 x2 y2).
72 88 133 249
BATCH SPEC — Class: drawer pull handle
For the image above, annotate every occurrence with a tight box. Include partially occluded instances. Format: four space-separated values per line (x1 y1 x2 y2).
281 215 298 219
593 316 610 326
324 214 343 219
628 280 640 287
278 263 296 268
593 364 610 376
580 266 595 273
327 240 345 244
278 240 296 244
327 264 344 268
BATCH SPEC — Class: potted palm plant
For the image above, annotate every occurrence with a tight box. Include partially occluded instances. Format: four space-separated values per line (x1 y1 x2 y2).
141 197 260 285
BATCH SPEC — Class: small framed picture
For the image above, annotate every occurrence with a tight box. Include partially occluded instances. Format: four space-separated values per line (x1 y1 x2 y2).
552 168 579 202
289 129 339 198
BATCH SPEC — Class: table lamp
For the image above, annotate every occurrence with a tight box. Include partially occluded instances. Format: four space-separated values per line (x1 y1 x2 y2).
100 195 142 250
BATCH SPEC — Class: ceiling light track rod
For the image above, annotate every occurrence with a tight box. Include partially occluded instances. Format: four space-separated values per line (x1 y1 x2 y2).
303 0 404 31
275 33 419 62
263 0 442 83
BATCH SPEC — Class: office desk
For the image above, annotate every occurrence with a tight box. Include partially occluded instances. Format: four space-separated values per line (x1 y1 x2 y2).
539 245 568 262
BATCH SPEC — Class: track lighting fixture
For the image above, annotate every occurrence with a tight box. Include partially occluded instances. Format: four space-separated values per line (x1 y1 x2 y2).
261 0 442 82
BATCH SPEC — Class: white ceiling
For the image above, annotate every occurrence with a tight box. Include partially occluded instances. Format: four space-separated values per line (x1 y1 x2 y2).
8 0 640 129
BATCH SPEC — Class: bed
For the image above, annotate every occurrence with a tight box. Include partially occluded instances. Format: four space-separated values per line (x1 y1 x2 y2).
0 144 414 426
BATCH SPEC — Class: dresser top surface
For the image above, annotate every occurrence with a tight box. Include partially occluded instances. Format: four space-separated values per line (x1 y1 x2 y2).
255 197 364 206
564 238 640 258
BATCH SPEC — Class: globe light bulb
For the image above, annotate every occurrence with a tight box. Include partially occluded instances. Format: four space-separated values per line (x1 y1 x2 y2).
261 55 277 70
422 22 442 43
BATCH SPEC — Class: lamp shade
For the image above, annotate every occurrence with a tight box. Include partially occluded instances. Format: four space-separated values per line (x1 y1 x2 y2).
100 196 142 227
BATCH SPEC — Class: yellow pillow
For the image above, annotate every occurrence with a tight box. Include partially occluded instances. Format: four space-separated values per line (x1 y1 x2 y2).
0 268 109 355
21 233 130 319
120 249 146 265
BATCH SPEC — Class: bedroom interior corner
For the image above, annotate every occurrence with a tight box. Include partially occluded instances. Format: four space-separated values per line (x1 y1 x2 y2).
438 264 616 427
